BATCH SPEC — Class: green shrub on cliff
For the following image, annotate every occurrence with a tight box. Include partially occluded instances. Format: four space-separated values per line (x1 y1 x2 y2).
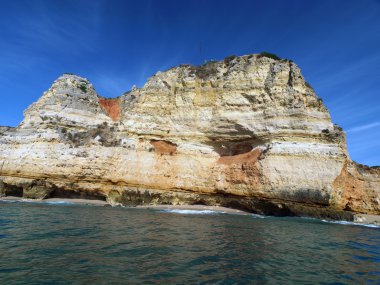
258 52 281 60
79 84 87 93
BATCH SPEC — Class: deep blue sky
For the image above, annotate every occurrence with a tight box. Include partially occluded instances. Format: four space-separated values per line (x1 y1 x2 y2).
0 0 379 166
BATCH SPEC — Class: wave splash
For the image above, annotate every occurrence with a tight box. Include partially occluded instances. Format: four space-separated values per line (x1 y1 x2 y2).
161 209 222 215
321 219 379 229
44 201 75 205
0 199 75 205
251 213 266 219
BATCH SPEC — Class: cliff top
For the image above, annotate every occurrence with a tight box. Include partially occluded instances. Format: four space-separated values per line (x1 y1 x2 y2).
56 52 308 99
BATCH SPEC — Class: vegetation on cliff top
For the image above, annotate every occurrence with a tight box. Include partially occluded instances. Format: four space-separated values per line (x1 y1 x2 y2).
258 52 282 60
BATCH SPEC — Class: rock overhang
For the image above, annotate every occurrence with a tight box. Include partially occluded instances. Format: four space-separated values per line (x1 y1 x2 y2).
0 52 378 217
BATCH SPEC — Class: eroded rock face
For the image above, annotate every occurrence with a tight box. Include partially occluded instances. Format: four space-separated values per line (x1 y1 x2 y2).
0 54 379 217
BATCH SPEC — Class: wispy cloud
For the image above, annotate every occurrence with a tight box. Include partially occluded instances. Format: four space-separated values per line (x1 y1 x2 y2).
312 53 380 92
12 6 99 54
0 1 103 59
346 122 380 133
91 74 132 97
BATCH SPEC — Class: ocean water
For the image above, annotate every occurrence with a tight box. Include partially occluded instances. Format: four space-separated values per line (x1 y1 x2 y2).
0 201 379 284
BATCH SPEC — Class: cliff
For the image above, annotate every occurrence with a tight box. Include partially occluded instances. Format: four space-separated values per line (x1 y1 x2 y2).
0 54 379 219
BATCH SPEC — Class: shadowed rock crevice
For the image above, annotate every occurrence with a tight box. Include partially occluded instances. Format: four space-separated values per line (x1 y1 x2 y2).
4 178 108 201
0 127 14 135
106 188 355 220
287 61 294 87
50 187 107 201
1 179 53 199
22 180 53 199
59 122 120 147
0 180 23 197
206 137 266 157
279 189 331 206
189 61 219 80
321 124 346 144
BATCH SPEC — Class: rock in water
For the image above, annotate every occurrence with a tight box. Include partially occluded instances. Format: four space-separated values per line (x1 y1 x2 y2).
0 54 379 218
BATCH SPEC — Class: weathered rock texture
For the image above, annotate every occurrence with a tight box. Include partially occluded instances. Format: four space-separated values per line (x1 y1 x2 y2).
0 54 379 219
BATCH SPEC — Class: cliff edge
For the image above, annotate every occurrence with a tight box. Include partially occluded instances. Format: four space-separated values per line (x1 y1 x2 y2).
0 53 379 219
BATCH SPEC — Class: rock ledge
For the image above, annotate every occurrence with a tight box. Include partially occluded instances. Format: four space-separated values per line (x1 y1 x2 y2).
0 53 379 219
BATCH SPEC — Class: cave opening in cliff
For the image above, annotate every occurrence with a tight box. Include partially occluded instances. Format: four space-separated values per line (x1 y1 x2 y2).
3 184 23 197
50 188 107 201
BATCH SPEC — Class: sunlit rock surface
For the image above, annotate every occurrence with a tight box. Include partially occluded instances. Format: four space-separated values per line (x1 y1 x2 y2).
0 54 379 218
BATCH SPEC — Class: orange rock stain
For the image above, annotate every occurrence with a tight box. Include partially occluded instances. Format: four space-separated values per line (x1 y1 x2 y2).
98 97 121 121
217 148 261 165
150 140 177 155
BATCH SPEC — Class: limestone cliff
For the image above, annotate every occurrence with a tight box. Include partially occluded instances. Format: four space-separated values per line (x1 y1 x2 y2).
0 54 379 219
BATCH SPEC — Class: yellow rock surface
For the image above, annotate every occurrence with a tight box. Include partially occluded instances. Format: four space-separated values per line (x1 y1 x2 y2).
0 54 378 217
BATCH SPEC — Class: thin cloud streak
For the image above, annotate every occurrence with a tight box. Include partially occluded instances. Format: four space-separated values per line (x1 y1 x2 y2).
346 122 380 133
92 74 132 97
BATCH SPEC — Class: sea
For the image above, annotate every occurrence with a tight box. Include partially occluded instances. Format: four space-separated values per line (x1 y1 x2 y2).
0 201 379 284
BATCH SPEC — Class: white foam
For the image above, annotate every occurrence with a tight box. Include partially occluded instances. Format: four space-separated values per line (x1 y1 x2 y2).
20 199 43 203
44 201 75 205
321 219 380 229
161 209 221 215
1 199 75 205
0 199 18 203
252 213 266 218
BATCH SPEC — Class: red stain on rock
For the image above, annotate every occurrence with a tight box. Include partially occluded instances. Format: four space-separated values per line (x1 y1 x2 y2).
217 148 263 189
98 97 120 121
150 140 177 155
217 148 261 165
332 160 380 213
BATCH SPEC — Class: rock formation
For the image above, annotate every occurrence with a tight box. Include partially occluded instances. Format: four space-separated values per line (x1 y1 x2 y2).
0 53 379 219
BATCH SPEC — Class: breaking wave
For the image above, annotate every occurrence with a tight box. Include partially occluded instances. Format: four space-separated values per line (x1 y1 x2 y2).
251 213 266 218
321 219 380 229
161 209 222 215
44 201 75 205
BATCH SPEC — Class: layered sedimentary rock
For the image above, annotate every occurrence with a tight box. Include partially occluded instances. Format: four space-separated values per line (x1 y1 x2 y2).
0 54 379 218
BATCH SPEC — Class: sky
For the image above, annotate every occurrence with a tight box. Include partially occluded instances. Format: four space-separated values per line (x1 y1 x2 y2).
0 0 379 166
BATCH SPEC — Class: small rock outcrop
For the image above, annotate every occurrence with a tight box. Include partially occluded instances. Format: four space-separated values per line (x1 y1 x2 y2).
0 54 379 219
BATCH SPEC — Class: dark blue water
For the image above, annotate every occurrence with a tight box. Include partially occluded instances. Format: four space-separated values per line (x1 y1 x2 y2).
0 201 379 284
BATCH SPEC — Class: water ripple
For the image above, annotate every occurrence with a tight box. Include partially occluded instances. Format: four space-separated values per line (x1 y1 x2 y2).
0 203 379 284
